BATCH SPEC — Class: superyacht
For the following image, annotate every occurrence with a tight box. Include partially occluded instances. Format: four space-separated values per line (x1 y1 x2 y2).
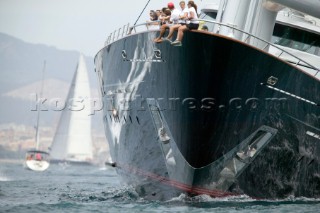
94 0 320 200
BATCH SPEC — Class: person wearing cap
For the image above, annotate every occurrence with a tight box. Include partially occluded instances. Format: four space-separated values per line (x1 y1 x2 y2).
167 2 174 9
168 2 181 25
153 2 181 43
162 1 189 43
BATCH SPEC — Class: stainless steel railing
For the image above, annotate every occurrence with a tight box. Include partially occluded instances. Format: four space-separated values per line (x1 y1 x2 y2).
103 19 320 77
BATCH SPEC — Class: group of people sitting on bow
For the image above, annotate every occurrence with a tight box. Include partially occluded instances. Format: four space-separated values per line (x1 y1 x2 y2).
151 1 201 46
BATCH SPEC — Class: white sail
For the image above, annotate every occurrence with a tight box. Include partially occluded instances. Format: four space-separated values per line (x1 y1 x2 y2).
50 54 93 163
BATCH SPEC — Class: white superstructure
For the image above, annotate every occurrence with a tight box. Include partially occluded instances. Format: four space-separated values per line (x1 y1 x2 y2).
200 0 320 77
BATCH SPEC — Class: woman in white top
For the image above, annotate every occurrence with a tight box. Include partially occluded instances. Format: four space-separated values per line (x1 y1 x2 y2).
171 1 199 46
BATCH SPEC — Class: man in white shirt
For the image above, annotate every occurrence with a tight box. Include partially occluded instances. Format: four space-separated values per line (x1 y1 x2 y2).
163 1 189 43
154 2 181 43
169 2 182 25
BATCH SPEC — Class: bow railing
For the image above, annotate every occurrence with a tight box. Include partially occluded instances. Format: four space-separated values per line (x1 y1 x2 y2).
103 19 320 78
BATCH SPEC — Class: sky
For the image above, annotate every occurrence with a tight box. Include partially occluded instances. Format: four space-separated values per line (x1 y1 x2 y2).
0 0 207 57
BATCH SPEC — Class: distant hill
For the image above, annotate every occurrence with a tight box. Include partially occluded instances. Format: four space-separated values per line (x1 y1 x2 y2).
0 32 97 94
0 32 104 131
4 78 69 101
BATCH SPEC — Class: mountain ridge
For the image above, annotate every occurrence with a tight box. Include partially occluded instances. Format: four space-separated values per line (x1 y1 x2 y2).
0 32 103 130
0 32 97 94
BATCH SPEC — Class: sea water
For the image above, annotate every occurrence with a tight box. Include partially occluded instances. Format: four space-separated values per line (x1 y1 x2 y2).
1 162 320 213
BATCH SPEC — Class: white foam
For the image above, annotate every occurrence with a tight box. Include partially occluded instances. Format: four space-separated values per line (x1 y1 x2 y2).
166 193 257 203
98 167 107 171
0 174 10 181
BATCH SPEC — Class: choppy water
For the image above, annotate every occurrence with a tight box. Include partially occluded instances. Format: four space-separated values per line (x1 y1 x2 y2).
1 162 320 213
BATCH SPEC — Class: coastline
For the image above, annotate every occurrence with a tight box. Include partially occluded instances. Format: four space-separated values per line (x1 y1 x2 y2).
0 159 23 164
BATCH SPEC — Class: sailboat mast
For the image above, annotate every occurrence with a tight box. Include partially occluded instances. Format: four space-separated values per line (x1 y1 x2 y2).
35 61 46 150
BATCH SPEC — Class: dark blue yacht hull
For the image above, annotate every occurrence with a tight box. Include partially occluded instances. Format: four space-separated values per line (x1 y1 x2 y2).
94 30 320 200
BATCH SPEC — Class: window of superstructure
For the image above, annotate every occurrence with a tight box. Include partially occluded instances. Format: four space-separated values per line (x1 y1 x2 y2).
199 11 217 20
272 23 320 56
199 11 217 32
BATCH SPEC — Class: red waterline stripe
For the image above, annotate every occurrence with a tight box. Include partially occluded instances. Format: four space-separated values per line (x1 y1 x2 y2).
116 162 237 197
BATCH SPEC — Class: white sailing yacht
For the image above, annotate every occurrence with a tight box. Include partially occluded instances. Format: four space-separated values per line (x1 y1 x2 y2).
50 54 93 165
25 61 50 172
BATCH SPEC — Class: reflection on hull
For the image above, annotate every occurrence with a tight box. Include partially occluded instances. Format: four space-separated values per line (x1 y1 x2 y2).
94 30 320 200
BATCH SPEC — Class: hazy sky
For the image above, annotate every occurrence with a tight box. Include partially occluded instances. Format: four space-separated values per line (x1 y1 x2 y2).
0 0 207 57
